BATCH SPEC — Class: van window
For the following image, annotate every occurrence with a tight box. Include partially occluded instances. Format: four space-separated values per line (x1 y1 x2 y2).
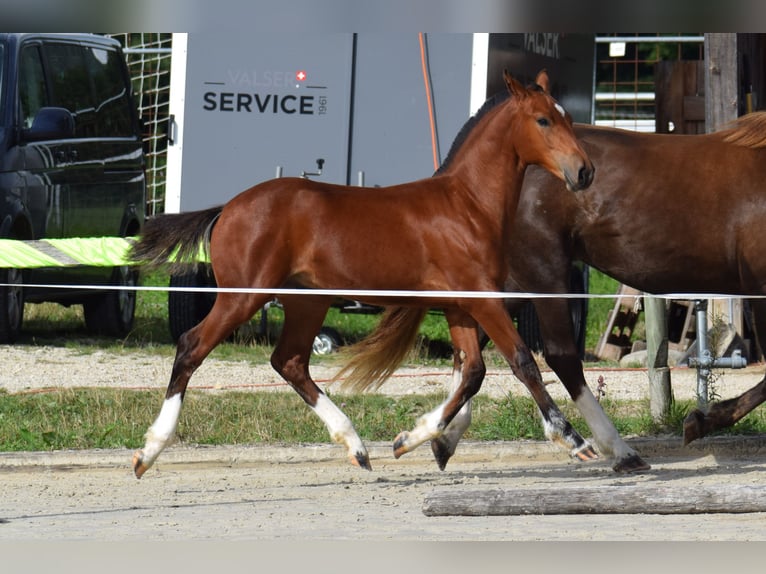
84 46 133 137
45 43 97 137
18 45 48 129
41 42 134 139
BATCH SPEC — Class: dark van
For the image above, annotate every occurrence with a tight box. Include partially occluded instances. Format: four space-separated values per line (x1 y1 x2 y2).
0 33 145 342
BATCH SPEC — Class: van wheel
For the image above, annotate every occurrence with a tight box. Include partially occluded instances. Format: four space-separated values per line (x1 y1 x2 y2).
168 268 216 343
0 268 24 343
83 266 138 336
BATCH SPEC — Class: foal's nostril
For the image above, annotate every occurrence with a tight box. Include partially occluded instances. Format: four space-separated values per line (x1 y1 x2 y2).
578 164 594 188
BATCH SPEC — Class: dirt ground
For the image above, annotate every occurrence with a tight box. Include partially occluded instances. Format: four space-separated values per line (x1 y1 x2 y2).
3 438 766 541
3 346 766 542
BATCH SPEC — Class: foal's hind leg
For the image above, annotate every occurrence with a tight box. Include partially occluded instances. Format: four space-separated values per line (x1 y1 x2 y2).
133 291 269 478
394 309 486 460
273 296 371 470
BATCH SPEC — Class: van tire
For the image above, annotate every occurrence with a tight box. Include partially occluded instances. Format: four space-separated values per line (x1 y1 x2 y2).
168 268 216 343
83 266 138 337
0 268 24 343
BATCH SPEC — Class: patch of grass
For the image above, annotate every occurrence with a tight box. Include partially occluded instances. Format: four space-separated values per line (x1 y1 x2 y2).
3 387 762 453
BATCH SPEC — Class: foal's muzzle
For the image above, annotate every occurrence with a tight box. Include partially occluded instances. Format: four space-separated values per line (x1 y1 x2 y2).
567 163 595 191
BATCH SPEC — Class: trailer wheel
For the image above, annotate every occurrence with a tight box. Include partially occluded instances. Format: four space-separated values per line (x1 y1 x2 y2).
168 267 216 343
313 326 343 355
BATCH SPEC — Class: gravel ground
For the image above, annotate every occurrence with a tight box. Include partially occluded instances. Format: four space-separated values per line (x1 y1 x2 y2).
3 344 766 544
1 343 763 402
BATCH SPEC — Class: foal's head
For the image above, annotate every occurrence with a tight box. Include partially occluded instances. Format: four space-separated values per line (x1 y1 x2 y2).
504 70 594 191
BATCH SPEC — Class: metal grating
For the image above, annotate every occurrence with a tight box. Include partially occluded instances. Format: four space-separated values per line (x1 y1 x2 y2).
595 34 704 132
106 33 172 216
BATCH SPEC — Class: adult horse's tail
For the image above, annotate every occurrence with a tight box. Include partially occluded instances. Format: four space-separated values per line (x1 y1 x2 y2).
336 307 427 392
130 206 223 272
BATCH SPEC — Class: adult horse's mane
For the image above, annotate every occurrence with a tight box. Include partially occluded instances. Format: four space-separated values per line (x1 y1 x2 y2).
435 91 511 175
722 111 766 149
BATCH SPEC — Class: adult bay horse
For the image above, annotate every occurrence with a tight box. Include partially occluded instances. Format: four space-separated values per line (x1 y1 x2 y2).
373 101 766 469
129 71 595 478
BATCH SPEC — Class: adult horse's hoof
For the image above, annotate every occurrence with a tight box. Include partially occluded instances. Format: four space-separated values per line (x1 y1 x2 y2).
683 409 706 445
351 450 373 471
132 449 149 479
612 453 651 473
393 431 410 459
430 437 455 471
572 443 599 462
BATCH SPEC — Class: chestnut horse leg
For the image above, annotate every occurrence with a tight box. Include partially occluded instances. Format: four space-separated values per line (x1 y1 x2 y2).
684 299 766 444
133 291 271 478
394 309 485 459
395 305 596 463
534 298 650 472
430 348 474 470
467 300 598 461
272 296 371 470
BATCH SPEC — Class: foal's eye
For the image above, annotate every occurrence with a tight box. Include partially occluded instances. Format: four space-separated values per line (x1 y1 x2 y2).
537 117 550 128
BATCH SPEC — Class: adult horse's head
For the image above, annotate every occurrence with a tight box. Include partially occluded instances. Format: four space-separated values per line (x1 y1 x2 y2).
505 70 594 191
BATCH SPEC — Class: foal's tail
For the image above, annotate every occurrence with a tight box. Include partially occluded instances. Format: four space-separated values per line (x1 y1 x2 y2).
336 307 427 392
130 206 224 273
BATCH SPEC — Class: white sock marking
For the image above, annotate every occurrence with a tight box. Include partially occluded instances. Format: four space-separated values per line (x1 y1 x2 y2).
574 389 635 459
312 393 366 459
142 394 183 463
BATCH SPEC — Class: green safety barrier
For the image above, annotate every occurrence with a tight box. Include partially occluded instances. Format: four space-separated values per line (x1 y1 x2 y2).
0 236 211 269
0 237 138 268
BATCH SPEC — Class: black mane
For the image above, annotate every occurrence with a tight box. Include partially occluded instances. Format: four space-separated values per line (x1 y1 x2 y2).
435 90 511 175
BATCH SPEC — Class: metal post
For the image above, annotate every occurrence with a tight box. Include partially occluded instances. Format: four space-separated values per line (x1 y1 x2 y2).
692 299 711 410
687 299 748 411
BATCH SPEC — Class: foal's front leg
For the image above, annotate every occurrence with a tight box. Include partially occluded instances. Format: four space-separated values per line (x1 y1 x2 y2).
393 310 485 459
430 350 473 470
470 300 598 462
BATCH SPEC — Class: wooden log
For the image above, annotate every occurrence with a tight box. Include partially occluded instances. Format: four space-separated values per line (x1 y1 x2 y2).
422 485 766 516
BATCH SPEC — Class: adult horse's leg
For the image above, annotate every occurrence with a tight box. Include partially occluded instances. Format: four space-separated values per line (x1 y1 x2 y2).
684 298 766 444
133 291 270 478
393 309 485 459
467 299 598 461
272 296 371 470
533 298 650 472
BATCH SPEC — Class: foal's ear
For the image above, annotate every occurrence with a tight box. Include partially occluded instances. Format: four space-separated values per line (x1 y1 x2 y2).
504 69 526 98
535 69 550 93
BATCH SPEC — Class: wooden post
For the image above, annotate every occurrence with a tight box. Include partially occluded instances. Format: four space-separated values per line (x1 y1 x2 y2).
645 296 672 421
705 34 741 334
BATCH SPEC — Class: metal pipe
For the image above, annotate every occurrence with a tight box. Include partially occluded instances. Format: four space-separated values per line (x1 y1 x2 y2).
687 299 748 411
595 36 704 44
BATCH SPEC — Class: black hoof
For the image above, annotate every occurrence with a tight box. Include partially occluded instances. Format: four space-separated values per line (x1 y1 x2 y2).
393 431 409 459
612 453 651 474
430 437 455 471
354 451 373 471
